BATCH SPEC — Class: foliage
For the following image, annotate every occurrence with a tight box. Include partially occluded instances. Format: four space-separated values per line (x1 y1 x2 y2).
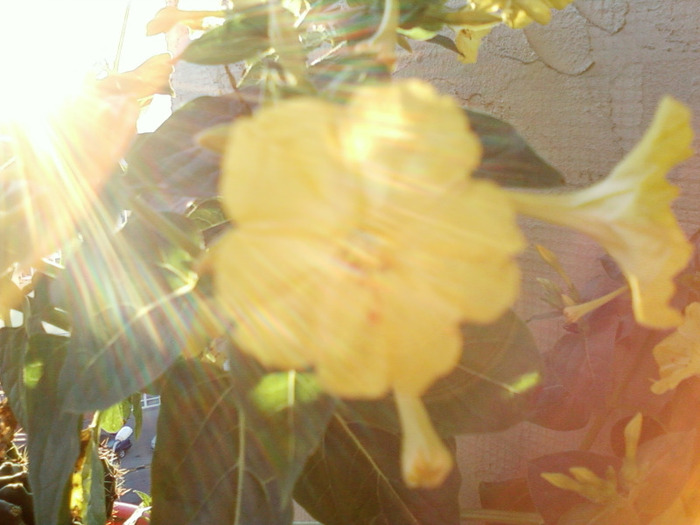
0 1 697 525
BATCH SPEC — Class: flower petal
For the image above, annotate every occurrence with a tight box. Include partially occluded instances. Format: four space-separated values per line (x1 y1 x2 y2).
310 273 390 399
379 271 465 396
212 229 334 369
340 80 482 230
221 98 359 237
400 179 524 324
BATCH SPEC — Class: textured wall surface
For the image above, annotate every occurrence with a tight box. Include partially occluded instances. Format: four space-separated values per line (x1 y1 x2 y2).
394 0 700 511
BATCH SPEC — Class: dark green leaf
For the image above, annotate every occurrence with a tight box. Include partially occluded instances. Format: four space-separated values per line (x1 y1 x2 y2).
342 311 542 437
0 327 28 423
424 34 460 54
225 341 335 498
466 109 565 188
294 416 461 525
55 212 213 412
23 334 82 525
150 359 293 525
99 399 131 434
80 439 108 525
181 14 270 65
124 95 252 212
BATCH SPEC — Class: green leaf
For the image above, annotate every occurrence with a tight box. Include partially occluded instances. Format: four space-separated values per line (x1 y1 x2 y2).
124 95 251 212
0 330 80 525
465 109 565 188
342 311 543 437
225 340 336 499
0 327 28 423
99 399 131 434
55 212 211 412
79 439 108 525
150 359 296 525
181 14 270 65
22 334 82 525
293 415 462 525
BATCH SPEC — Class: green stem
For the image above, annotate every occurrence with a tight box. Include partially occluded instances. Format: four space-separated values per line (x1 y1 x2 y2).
460 509 544 524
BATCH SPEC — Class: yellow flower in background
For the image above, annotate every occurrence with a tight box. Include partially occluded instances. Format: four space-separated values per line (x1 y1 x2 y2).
473 0 575 28
652 302 700 394
213 80 525 488
455 27 493 63
507 97 694 329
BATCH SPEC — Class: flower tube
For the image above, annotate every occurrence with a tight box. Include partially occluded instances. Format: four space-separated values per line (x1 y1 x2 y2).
507 97 694 329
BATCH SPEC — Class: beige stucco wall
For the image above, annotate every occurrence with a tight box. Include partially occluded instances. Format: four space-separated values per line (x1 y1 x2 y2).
169 0 700 518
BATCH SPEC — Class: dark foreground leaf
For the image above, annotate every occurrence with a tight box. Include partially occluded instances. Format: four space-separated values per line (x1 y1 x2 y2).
55 212 209 412
342 311 542 437
466 109 564 188
294 416 461 525
0 331 81 525
151 356 332 525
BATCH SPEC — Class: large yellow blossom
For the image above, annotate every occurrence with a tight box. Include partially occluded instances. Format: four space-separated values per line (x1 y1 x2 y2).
507 97 694 329
213 80 525 487
652 302 700 395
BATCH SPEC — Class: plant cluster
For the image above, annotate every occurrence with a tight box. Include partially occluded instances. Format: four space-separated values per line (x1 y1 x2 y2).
0 1 697 524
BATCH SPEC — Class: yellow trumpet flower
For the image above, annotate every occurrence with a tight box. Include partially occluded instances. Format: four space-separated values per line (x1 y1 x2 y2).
652 302 700 395
507 96 694 329
212 80 525 488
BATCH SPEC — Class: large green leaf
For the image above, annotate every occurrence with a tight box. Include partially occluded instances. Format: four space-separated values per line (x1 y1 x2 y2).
124 95 252 212
22 334 82 525
466 109 565 188
0 327 28 423
55 212 211 412
181 13 270 65
294 415 462 525
0 329 81 525
225 341 336 498
151 356 332 525
341 311 543 437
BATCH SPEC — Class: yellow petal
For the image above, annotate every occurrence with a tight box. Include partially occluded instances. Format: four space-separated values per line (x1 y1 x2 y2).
379 270 465 396
651 302 700 394
455 27 492 63
221 98 360 238
395 392 454 489
340 80 482 229
507 97 694 329
399 179 524 324
310 273 390 399
212 230 335 369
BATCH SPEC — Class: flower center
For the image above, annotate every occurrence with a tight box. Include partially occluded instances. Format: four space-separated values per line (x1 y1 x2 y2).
339 229 391 275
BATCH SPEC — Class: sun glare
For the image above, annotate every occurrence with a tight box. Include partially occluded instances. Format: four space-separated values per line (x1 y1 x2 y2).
0 1 168 126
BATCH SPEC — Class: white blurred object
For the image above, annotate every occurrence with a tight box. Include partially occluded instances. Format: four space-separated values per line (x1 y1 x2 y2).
115 425 134 443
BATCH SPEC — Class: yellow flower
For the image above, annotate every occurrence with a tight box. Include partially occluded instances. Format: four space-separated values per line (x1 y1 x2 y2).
472 0 575 28
455 27 494 63
507 97 694 329
146 6 225 36
213 79 525 487
651 302 700 394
